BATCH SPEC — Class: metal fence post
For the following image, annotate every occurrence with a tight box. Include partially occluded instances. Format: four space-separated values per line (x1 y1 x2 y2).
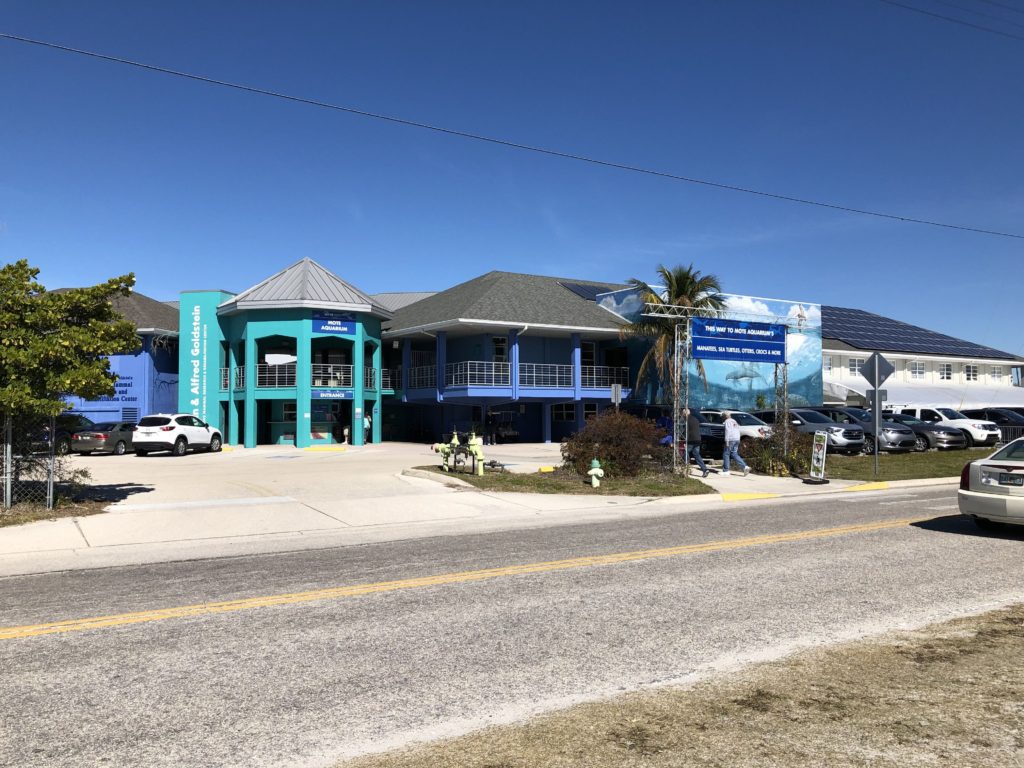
3 414 11 511
46 414 55 510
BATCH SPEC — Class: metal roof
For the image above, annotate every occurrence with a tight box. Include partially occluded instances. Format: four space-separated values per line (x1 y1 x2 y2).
822 305 1020 362
218 258 391 318
371 291 437 312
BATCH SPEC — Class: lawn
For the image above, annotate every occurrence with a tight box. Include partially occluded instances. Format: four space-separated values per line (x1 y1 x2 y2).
417 466 714 496
824 447 990 482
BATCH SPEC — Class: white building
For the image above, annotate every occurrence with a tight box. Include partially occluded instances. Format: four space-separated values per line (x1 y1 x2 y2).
821 306 1024 409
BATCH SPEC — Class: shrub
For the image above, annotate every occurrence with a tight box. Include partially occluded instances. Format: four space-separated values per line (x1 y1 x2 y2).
741 428 814 477
561 410 669 477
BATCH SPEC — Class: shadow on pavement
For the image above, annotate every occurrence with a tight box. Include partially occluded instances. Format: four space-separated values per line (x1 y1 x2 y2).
912 515 1024 542
78 483 155 504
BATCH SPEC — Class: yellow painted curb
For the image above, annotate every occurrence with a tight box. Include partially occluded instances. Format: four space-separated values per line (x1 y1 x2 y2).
303 445 347 452
220 445 235 452
721 492 782 502
537 466 556 473
846 481 889 492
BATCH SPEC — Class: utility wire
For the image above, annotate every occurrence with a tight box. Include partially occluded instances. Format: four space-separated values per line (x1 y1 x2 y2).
929 0 1024 29
2 30 1023 241
974 0 1024 16
877 0 1024 41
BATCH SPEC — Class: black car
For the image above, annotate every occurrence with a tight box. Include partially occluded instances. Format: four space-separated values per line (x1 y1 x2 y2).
30 414 95 455
961 408 1024 427
882 412 966 451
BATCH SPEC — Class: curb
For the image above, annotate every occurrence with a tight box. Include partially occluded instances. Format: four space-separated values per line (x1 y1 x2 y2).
400 467 476 488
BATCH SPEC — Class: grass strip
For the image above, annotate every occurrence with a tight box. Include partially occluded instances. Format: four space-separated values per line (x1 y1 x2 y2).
826 447 991 482
416 466 714 496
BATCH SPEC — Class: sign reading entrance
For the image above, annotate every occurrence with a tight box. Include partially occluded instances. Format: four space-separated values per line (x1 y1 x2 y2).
690 317 787 364
312 311 355 335
312 389 353 400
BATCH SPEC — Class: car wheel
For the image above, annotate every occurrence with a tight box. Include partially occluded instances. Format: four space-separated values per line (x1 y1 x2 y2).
136 450 148 457
913 435 929 452
114 441 127 456
961 430 975 448
209 435 222 453
56 436 71 455
172 438 187 457
861 436 876 455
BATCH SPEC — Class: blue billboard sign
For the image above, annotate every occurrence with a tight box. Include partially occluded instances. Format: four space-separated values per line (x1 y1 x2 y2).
312 311 354 335
691 317 787 364
312 389 353 400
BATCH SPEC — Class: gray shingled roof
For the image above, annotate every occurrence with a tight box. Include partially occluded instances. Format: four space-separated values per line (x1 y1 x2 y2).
384 271 628 335
218 258 391 318
371 291 437 312
54 288 179 334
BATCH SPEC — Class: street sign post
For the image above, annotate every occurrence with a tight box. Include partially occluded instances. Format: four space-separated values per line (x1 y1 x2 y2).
861 353 894 476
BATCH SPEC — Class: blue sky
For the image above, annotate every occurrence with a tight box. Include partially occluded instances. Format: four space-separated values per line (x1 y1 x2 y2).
2 1 1022 355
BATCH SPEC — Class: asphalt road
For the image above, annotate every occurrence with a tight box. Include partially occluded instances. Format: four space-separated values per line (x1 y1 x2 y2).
1 486 1022 767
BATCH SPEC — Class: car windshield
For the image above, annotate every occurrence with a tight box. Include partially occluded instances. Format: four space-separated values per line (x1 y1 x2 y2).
938 408 966 420
701 412 724 423
995 410 1024 424
796 410 833 424
730 413 765 426
989 440 1024 462
844 407 871 421
138 416 171 427
894 415 923 425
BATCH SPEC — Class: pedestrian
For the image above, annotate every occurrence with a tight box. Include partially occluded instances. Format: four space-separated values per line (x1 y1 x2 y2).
721 411 749 476
682 408 708 478
363 412 372 444
485 409 497 446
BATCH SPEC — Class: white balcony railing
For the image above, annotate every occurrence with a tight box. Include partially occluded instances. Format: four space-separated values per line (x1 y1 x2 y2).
219 368 229 390
234 368 245 389
257 362 296 388
518 363 572 388
381 367 399 390
445 361 511 387
311 364 353 388
581 365 630 388
364 366 377 390
408 364 436 389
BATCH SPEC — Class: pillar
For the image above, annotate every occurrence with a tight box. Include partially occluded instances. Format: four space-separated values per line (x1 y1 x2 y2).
244 335 257 449
571 333 582 400
542 402 552 443
510 329 520 401
296 322 312 448
435 331 447 402
352 323 365 446
400 338 411 402
372 341 382 443
227 343 239 445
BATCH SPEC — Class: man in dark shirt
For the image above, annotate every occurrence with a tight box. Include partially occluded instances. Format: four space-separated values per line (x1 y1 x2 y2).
683 408 709 478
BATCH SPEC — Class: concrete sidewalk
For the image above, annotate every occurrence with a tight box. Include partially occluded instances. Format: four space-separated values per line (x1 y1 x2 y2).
0 442 959 577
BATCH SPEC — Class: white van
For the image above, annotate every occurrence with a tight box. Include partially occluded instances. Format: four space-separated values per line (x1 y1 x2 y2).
888 406 1000 448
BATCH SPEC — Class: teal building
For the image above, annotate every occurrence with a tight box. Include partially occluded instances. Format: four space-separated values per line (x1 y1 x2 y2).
177 259 393 448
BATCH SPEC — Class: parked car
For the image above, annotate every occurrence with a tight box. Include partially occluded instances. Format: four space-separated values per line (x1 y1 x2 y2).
890 406 1000 448
881 412 966 452
958 438 1024 528
132 414 223 456
994 406 1024 420
751 408 865 454
961 408 1024 427
31 414 95 455
70 422 136 455
623 405 725 455
808 406 916 454
700 410 771 444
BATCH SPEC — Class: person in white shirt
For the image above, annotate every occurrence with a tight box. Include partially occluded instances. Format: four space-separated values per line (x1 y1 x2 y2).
721 411 749 476
363 413 372 444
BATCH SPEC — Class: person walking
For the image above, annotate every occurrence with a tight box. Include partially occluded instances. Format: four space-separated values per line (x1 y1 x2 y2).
363 413 372 444
721 411 749 476
682 408 708 478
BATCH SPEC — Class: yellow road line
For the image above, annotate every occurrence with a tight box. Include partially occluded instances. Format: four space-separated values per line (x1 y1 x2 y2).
721 492 781 502
0 515 931 641
846 482 890 492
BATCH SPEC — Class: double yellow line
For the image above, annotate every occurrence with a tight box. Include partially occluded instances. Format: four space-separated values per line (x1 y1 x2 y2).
0 515 930 641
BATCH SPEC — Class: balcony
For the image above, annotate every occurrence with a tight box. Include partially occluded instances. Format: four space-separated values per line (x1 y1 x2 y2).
219 368 248 390
234 368 245 389
381 367 399 390
445 361 511 387
581 365 630 388
408 364 437 389
312 364 353 388
257 362 296 388
519 363 572 388
364 366 378 390
219 368 229 390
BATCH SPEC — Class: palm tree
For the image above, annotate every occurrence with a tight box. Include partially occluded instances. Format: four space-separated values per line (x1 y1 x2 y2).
619 263 725 400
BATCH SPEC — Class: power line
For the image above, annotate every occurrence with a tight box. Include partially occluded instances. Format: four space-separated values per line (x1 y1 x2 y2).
929 0 1024 29
2 30 1023 241
974 0 1024 16
877 0 1024 41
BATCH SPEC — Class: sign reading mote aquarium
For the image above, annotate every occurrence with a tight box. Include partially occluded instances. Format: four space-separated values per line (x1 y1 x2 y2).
312 389 353 400
312 311 355 335
690 318 787 364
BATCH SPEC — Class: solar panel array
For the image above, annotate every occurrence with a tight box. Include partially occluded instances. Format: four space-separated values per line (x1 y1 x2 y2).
822 305 1016 360
559 281 612 302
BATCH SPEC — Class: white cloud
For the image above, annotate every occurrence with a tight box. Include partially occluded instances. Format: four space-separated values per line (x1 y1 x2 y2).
724 295 772 319
786 303 821 325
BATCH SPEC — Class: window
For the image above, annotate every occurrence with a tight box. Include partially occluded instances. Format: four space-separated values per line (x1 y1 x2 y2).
581 341 597 367
492 337 508 363
849 358 864 375
823 355 832 374
939 363 953 381
965 364 979 382
909 361 925 380
552 403 576 422
282 402 297 422
992 367 1004 382
584 403 599 419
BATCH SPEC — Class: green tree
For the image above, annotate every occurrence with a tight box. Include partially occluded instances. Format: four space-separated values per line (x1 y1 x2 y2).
619 263 725 399
0 260 139 418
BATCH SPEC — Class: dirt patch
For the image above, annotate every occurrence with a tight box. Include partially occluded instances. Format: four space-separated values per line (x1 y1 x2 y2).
0 498 109 528
340 604 1024 767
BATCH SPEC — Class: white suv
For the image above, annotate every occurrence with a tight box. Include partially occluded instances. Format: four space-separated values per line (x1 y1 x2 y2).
701 410 772 442
133 414 223 456
891 406 1000 448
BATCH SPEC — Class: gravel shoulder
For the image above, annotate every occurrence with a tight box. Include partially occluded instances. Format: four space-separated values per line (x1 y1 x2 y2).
341 603 1024 768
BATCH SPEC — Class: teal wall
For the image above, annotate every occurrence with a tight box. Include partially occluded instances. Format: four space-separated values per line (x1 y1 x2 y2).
178 291 233 426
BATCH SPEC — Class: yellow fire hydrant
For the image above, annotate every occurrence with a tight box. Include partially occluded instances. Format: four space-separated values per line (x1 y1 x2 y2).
587 458 605 488
467 432 486 476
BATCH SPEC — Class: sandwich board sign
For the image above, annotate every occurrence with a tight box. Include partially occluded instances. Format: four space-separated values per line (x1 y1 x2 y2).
810 430 828 481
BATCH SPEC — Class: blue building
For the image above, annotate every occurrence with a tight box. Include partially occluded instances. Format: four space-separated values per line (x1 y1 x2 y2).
66 291 179 423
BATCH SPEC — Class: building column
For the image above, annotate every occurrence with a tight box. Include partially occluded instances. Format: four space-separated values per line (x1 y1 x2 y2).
296 323 312 448
372 341 382 444
400 338 411 402
571 333 582 401
576 400 587 433
227 343 239 445
510 329 520 401
435 331 447 402
352 323 365 446
244 335 257 449
542 402 552 443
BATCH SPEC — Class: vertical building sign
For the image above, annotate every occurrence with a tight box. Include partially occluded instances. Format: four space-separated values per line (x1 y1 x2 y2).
178 291 227 424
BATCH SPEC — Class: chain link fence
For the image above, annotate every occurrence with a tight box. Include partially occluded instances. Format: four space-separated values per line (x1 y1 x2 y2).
2 414 57 510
